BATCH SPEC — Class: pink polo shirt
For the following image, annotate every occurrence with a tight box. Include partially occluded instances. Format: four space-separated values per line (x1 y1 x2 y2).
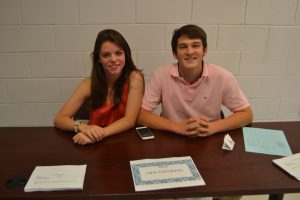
142 62 249 122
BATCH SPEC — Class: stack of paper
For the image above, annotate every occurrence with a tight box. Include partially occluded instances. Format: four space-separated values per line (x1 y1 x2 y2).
24 165 87 192
130 156 205 191
273 153 300 181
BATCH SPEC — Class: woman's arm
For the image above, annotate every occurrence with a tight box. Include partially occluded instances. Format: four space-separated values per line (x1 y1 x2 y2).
102 71 144 138
53 78 91 131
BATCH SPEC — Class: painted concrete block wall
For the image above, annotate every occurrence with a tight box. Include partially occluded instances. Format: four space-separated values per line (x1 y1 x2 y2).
0 0 299 126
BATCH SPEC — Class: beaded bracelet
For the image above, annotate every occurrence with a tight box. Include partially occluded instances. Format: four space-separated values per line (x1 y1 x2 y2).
74 121 81 133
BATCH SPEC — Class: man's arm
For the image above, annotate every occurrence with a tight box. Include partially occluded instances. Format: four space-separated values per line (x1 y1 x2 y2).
138 106 253 137
189 106 253 137
137 108 188 135
212 106 253 132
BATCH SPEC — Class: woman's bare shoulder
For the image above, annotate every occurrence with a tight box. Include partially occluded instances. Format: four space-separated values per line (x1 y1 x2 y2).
81 77 91 84
128 70 144 91
76 77 91 96
129 70 144 81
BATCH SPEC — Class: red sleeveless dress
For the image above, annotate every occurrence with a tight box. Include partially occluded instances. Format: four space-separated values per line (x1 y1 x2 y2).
88 82 129 127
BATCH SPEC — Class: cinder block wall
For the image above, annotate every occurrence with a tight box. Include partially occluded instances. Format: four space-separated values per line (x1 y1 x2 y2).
0 0 300 126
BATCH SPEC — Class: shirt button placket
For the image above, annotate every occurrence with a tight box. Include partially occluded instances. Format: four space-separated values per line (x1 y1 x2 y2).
185 86 193 102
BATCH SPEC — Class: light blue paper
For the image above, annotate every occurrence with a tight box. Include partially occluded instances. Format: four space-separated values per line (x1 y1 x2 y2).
243 127 292 156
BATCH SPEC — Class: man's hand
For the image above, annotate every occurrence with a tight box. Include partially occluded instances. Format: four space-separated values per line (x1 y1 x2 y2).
179 116 217 137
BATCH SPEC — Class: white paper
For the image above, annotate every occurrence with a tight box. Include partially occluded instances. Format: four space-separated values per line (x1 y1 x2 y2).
222 134 235 151
273 153 300 181
130 156 205 191
24 165 87 192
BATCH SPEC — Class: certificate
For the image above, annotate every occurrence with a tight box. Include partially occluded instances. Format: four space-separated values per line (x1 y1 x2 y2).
130 156 205 191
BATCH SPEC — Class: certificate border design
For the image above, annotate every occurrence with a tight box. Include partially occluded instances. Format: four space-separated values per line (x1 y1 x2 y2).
131 158 201 186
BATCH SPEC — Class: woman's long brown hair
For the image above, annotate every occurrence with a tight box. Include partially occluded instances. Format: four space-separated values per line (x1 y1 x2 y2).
90 29 138 110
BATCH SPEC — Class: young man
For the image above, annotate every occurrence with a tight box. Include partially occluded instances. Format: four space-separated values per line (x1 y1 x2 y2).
138 24 253 137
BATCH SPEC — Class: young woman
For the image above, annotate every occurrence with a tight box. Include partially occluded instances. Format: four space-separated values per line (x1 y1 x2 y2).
54 29 144 145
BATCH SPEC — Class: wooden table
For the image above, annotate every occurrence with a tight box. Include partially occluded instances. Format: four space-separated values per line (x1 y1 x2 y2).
0 122 299 200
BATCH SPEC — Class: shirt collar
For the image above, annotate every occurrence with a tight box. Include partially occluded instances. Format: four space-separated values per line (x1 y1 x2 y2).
170 62 209 79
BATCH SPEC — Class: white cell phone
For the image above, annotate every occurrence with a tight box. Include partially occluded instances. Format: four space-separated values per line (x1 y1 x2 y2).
136 127 154 140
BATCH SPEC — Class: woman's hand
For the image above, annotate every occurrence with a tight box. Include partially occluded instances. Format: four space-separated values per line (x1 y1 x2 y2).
73 124 106 145
73 132 94 145
80 124 106 142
